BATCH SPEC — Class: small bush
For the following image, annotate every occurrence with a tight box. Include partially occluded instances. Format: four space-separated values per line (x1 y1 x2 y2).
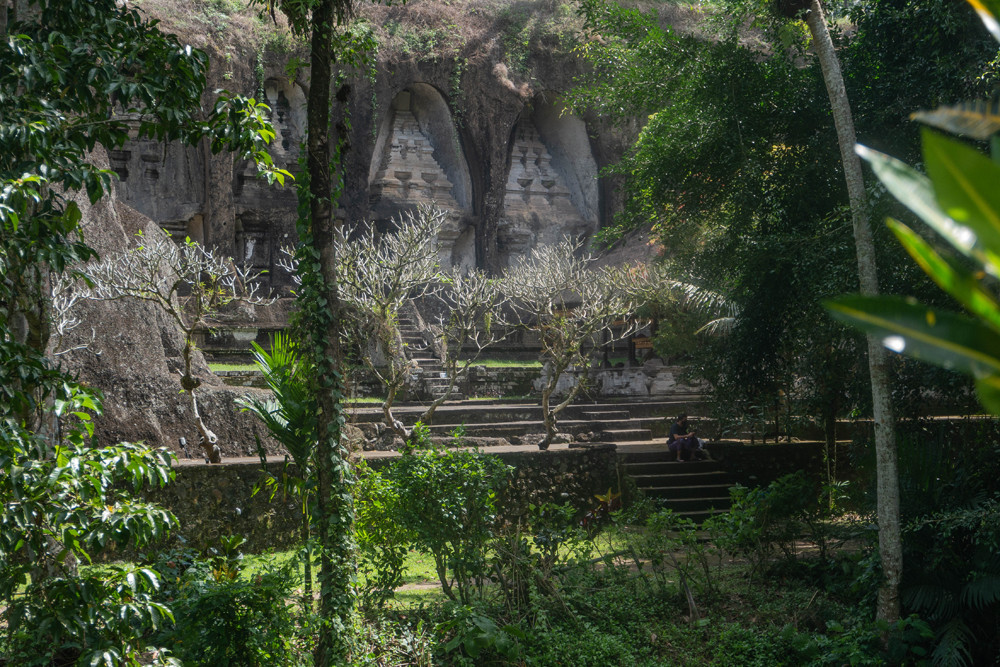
713 471 835 576
354 459 411 612
154 552 306 666
388 439 512 604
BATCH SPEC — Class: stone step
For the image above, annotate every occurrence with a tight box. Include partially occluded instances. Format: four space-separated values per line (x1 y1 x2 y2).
620 450 723 465
628 470 737 488
582 410 631 421
640 483 734 500
600 428 652 442
672 508 729 524
623 461 733 478
656 496 731 514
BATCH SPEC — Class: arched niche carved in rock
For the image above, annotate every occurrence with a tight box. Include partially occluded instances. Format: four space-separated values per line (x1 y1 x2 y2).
368 84 475 270
230 77 306 288
499 94 599 266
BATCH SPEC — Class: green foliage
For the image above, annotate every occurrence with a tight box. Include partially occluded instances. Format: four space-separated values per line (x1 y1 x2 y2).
387 444 512 604
788 615 935 667
154 555 308 666
898 498 1000 665
827 1 1000 415
385 19 460 58
713 472 835 575
353 459 411 612
705 623 797 667
1 391 180 665
435 603 526 665
240 333 317 476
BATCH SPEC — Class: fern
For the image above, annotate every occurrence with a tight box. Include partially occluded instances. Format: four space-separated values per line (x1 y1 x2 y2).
931 618 975 667
960 573 1000 610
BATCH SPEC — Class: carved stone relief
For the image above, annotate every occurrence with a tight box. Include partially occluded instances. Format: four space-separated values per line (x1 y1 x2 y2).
498 116 596 266
369 88 475 269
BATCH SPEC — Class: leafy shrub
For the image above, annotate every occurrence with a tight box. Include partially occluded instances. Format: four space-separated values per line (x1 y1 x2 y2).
354 459 411 612
1 389 179 666
349 617 434 666
713 471 834 576
626 509 721 603
434 603 526 665
387 441 512 604
154 560 306 666
706 623 797 667
788 615 934 666
901 499 1000 666
492 502 589 617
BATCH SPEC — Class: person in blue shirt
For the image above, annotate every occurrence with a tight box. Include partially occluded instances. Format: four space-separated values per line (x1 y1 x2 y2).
668 413 698 462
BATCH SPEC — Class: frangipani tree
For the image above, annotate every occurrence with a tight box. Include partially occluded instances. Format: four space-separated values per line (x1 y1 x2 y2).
281 205 447 440
85 233 273 462
504 240 641 449
420 267 509 425
337 206 445 440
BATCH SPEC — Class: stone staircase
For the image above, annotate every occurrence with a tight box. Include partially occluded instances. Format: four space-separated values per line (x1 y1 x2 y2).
581 409 653 443
398 315 463 401
620 450 736 523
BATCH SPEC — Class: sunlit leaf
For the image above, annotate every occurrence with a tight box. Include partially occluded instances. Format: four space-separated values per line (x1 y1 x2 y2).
856 144 1000 275
913 100 1000 140
887 218 1000 333
826 294 1000 379
923 129 1000 272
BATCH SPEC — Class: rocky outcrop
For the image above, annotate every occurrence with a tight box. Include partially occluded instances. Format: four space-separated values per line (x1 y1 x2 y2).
109 1 638 282
55 148 278 459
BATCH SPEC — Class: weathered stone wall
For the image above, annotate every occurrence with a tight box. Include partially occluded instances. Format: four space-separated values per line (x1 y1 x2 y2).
709 441 853 488
142 445 618 554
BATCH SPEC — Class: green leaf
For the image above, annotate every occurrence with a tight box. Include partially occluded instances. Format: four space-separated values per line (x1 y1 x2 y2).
923 129 1000 260
975 376 1000 413
826 294 1000 379
856 144 996 274
912 100 1000 140
887 218 1000 333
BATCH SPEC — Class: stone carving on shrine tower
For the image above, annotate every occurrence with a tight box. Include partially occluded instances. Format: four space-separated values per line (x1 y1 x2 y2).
499 118 594 266
369 90 473 269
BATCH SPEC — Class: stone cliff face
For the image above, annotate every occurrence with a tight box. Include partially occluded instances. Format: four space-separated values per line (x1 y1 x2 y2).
112 1 636 281
65 2 648 454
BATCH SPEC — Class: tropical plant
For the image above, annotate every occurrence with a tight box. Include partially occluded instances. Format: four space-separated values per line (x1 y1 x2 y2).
238 332 318 603
387 430 512 604
1 389 179 666
154 553 307 667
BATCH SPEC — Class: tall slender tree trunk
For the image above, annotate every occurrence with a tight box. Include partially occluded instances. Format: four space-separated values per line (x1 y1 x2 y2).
306 1 355 663
804 0 901 624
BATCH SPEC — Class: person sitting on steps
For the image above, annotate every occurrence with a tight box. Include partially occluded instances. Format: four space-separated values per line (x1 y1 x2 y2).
668 413 698 462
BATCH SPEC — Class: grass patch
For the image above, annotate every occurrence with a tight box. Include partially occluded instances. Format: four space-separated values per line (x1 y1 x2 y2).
208 362 258 372
462 358 541 368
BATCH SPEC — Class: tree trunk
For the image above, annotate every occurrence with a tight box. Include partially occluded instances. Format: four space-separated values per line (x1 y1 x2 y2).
306 1 355 663
805 0 900 624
